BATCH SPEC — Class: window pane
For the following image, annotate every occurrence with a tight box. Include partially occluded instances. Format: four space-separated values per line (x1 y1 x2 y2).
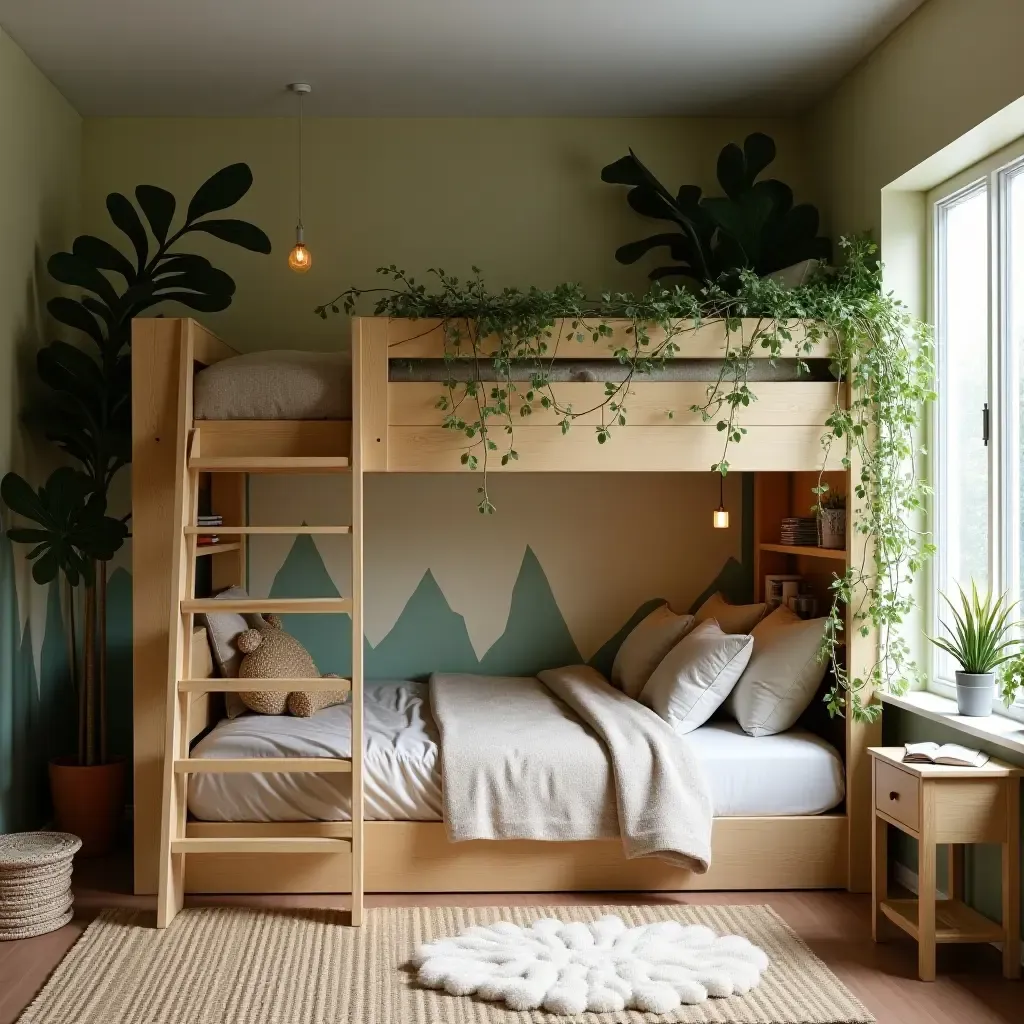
1009 168 1024 616
937 186 989 678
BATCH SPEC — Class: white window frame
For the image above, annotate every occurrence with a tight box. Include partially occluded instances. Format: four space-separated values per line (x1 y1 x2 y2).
928 136 1024 723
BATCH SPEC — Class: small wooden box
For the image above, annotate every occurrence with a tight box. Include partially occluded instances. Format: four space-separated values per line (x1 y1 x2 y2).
869 746 1021 981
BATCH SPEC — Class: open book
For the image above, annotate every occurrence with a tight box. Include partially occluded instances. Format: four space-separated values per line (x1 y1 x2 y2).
903 741 989 768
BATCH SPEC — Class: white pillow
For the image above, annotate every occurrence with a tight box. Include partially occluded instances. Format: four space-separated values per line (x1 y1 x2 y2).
725 606 829 737
639 620 754 735
611 605 696 699
694 592 767 635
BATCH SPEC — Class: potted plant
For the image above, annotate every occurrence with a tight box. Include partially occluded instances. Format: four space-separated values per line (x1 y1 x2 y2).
817 492 846 550
1 163 270 854
927 583 1022 717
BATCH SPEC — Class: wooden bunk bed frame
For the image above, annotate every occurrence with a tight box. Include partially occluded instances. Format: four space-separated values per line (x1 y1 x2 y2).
132 315 879 922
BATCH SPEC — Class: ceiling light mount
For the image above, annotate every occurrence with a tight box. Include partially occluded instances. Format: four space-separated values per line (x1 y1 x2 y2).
287 82 312 96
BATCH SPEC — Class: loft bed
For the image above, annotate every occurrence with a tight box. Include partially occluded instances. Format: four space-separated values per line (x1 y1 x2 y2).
131 316 879 927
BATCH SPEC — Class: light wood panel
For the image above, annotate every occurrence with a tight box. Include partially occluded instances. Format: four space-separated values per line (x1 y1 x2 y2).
379 317 835 361
179 678 351 694
181 598 351 614
357 317 389 471
182 816 848 894
174 758 352 774
196 419 351 459
189 456 350 473
389 381 843 428
173 838 351 855
387 425 846 473
185 526 351 535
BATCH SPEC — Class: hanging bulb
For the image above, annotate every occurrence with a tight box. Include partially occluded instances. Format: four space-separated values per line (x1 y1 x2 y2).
713 474 729 528
288 223 312 273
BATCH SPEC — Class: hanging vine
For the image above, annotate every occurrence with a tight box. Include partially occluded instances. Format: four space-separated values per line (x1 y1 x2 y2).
317 238 934 720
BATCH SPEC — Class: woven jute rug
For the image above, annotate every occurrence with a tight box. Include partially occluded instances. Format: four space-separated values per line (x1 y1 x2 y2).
18 904 874 1023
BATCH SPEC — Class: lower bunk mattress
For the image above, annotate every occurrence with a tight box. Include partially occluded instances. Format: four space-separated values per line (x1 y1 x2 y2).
187 680 845 822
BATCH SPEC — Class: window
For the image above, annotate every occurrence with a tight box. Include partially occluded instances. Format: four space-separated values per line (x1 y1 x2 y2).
930 139 1024 718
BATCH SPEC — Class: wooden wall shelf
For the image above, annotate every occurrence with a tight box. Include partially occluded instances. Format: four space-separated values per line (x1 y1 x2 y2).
759 542 847 562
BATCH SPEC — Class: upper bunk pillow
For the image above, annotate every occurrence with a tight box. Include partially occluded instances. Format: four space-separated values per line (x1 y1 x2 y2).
193 350 352 420
639 619 753 736
694 592 767 635
725 605 830 737
611 604 696 699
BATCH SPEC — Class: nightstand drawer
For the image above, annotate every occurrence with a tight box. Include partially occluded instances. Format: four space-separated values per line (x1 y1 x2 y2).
875 760 920 831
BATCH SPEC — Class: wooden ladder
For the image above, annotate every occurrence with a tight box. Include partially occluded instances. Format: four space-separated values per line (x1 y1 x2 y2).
156 433 364 929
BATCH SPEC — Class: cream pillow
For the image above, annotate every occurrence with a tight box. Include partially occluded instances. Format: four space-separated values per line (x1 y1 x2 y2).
694 592 767 634
639 620 754 735
726 606 829 737
611 605 696 699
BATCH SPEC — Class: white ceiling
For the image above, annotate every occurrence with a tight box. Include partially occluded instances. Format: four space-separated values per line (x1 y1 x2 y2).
0 0 928 117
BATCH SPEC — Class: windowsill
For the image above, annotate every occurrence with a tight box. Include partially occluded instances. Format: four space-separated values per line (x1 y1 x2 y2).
879 690 1024 758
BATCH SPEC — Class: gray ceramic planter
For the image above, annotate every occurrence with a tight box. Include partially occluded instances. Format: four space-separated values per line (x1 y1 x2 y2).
955 671 995 717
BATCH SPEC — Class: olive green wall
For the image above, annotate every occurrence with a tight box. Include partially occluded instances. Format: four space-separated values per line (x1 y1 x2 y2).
0 28 81 831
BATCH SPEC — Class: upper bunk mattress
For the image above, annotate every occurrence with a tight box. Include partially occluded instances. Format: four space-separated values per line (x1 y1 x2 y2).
186 680 844 822
194 350 352 420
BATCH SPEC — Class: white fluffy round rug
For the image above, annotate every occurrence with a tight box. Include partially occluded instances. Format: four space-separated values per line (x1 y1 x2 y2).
412 914 770 1015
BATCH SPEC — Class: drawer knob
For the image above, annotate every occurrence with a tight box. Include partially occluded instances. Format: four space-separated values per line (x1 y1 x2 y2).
889 791 899 801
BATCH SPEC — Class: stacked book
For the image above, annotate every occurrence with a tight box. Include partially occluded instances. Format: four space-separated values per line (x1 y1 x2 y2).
196 514 222 546
779 517 819 546
0 832 81 940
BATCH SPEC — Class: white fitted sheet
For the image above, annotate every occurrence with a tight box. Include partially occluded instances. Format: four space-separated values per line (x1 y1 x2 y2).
187 680 844 822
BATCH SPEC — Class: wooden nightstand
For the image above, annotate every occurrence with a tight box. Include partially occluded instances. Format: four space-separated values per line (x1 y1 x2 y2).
869 746 1021 981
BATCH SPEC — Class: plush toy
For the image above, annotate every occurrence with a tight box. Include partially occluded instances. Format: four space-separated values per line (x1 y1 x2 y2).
235 614 349 717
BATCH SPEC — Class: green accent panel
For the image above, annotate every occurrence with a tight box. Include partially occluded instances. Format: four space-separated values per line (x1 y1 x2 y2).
587 599 666 680
479 547 582 676
268 534 352 677
106 568 134 764
687 557 751 614
370 569 479 680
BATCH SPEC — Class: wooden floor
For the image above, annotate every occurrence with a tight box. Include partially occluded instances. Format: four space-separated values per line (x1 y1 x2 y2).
1 851 1019 1024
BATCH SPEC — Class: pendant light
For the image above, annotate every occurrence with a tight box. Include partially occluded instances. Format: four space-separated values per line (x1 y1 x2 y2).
287 83 312 273
713 474 729 529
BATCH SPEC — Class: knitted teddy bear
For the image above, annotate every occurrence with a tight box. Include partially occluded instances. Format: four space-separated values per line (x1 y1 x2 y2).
235 614 349 717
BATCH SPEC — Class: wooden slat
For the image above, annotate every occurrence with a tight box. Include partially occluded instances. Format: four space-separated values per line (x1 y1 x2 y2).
182 597 351 614
188 821 354 839
178 677 351 693
172 837 351 855
189 319 239 366
379 317 835 360
387 425 845 473
194 542 242 557
196 420 351 459
174 757 351 774
185 526 351 535
389 381 843 428
189 456 350 473
759 543 847 561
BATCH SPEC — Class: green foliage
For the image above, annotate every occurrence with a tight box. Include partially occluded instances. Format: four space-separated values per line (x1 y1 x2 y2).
601 133 831 286
1 162 271 765
927 582 1022 675
318 237 935 721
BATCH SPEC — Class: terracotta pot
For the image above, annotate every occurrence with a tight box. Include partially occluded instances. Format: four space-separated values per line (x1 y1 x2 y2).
48 757 126 857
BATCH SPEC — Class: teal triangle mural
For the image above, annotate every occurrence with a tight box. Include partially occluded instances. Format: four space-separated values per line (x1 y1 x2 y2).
479 547 582 676
369 570 479 679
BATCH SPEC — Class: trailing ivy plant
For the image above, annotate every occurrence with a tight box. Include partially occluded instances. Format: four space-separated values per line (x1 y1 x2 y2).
317 238 934 721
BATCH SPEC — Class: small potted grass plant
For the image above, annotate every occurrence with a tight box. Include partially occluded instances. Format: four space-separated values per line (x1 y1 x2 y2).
927 583 1023 717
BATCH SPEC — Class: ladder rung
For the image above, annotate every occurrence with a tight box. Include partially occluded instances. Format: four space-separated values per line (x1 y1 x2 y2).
185 526 351 535
189 456 349 474
175 757 352 774
179 677 352 693
182 598 351 615
171 837 351 855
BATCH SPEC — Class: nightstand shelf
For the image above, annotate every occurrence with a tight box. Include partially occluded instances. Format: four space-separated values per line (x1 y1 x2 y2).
869 746 1021 981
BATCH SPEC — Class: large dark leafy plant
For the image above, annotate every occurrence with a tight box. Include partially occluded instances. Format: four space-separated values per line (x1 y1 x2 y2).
601 133 831 286
2 163 271 767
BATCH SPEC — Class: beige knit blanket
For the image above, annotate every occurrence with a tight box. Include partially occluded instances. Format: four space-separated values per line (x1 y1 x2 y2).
430 667 712 872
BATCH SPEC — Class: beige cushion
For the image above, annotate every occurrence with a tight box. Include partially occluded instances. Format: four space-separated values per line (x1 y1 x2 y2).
198 586 261 718
694 592 767 634
194 350 352 420
611 605 696 699
639 620 754 735
725 606 829 737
